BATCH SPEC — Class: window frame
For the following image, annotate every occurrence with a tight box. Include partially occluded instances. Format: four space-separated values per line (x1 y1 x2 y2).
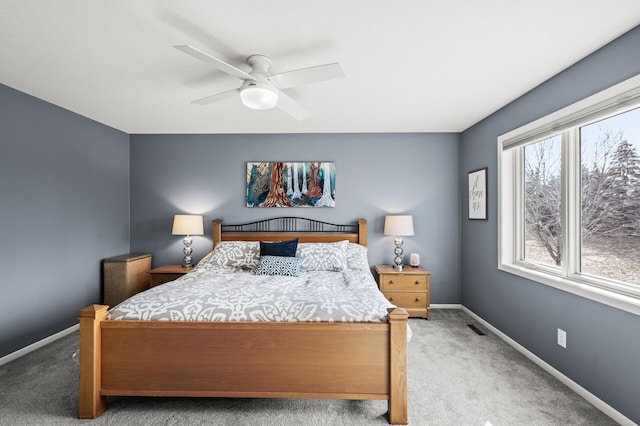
498 74 640 316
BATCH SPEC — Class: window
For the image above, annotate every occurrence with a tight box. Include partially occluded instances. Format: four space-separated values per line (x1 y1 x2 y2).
524 135 562 268
499 74 640 315
580 109 640 286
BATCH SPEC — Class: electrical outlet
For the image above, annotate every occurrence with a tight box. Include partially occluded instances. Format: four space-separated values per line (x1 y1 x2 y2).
557 328 567 348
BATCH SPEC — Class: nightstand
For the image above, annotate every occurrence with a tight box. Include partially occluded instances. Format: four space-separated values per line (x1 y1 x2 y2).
375 265 431 319
149 265 193 287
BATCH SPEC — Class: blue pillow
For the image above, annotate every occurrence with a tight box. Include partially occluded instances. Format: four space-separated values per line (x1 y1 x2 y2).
260 238 298 257
254 255 302 277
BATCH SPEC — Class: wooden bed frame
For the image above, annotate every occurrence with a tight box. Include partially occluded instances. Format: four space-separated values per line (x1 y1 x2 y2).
79 217 409 424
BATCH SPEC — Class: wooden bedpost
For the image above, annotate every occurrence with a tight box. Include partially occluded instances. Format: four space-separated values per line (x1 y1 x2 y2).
78 304 108 419
212 219 223 249
387 307 408 425
358 218 367 246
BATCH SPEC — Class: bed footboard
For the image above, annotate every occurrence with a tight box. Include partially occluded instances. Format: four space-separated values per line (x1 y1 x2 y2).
78 305 408 424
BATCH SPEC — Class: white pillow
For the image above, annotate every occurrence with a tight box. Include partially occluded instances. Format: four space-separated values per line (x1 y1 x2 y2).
346 242 370 270
296 240 348 271
206 241 260 270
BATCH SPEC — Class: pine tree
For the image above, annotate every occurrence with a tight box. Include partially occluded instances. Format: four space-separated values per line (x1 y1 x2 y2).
604 139 640 236
581 128 620 238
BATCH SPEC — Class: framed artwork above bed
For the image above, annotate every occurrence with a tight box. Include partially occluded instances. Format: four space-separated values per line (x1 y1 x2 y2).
246 162 335 208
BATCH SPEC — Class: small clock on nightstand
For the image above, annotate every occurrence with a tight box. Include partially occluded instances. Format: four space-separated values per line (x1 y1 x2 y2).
375 265 431 319
149 265 193 287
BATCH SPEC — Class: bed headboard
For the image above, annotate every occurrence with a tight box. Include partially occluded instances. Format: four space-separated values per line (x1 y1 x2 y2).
212 217 367 248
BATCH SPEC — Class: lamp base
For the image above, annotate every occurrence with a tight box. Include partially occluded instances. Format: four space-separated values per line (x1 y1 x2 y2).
393 237 404 270
182 235 194 269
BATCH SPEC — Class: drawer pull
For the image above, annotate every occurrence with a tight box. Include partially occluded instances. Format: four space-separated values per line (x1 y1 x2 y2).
389 280 394 284
389 297 395 302
415 281 420 285
415 297 421 302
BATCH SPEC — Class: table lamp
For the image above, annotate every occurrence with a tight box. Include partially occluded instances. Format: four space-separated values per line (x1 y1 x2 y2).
384 215 414 270
172 214 204 268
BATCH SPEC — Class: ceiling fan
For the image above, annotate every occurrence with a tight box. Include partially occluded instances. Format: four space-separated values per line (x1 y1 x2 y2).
174 45 345 120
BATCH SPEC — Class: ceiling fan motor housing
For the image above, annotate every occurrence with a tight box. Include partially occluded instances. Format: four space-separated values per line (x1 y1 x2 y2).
247 54 273 74
239 54 279 109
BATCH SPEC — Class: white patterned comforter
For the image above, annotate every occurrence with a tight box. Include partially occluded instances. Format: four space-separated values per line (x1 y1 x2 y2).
108 266 396 323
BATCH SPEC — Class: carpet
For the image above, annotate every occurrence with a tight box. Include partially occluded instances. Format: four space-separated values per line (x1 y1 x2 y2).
0 309 617 425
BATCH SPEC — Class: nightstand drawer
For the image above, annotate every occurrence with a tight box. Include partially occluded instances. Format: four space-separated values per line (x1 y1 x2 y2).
149 265 193 287
383 291 429 310
150 273 184 287
378 274 428 291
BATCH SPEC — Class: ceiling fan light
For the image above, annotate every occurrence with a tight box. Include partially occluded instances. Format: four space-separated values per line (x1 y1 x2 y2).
240 83 279 110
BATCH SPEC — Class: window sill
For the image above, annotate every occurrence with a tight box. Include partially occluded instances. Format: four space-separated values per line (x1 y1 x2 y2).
498 263 640 317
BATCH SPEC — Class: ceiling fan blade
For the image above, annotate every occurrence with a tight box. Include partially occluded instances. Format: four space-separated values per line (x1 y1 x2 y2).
276 91 311 121
174 45 256 81
192 88 239 105
271 63 344 89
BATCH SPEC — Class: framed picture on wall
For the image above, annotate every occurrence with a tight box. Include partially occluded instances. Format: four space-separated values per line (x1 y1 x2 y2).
246 162 335 208
468 167 487 220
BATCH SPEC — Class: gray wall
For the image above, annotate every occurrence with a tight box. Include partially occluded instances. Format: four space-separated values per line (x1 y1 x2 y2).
130 133 461 304
460 26 640 422
0 84 130 358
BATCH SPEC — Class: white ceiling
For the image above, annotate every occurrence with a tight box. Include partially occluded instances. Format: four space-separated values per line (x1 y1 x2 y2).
1 1 640 134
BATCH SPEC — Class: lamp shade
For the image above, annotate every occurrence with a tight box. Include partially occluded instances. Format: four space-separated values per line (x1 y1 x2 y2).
172 215 204 236
384 215 414 236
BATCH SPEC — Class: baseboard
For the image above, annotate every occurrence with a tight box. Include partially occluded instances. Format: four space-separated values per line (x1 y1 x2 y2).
0 324 79 367
431 303 463 309
461 306 634 426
